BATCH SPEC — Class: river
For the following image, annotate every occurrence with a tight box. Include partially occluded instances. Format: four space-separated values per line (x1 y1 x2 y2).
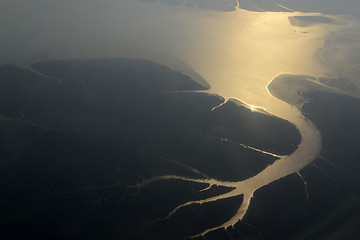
1 0 358 237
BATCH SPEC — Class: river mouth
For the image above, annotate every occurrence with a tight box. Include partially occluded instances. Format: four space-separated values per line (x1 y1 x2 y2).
114 4 335 237
1 0 360 239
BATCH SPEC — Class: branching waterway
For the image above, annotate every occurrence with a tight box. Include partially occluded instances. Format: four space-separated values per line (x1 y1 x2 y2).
130 86 322 238
116 2 346 238
1 0 359 238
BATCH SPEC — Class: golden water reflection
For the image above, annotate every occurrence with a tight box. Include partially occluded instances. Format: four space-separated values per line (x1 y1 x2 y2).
2 1 360 237
121 2 358 236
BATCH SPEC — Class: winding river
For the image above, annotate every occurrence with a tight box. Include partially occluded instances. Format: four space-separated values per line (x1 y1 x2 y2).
2 0 359 237
122 2 348 237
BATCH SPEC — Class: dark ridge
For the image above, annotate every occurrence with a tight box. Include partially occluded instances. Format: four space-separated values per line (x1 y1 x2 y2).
31 58 208 93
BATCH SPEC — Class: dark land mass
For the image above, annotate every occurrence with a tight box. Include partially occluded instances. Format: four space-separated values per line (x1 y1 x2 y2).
267 74 325 107
0 59 299 240
248 90 360 239
288 16 336 27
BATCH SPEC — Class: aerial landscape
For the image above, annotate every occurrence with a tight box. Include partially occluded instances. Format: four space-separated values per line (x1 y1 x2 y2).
0 0 360 239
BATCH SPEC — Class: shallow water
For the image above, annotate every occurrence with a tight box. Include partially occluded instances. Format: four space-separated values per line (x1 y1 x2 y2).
1 0 360 237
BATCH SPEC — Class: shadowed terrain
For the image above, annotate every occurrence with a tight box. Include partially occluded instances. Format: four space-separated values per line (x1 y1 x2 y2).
0 59 300 240
254 75 360 239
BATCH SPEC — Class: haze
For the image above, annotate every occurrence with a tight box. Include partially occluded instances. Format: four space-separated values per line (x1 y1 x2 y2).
1 0 360 239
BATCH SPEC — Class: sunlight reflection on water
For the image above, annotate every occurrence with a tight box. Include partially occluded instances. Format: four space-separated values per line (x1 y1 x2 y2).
1 1 360 236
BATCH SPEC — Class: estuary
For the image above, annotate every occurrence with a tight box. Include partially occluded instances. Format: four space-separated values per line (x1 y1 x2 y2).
1 0 360 239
